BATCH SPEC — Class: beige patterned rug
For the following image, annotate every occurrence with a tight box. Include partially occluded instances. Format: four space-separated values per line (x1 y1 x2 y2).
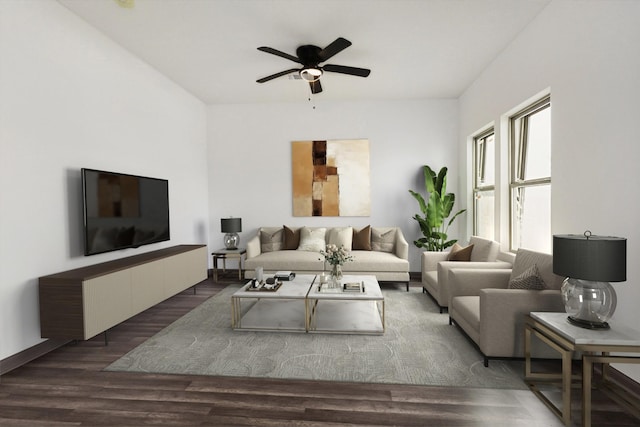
106 284 526 389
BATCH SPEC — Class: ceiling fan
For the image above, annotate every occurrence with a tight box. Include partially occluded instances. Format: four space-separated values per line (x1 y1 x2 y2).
256 37 371 94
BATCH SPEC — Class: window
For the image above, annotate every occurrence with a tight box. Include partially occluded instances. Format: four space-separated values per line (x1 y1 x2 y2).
472 129 495 239
510 96 551 252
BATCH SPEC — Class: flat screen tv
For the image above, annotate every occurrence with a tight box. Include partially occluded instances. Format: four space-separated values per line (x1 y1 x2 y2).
82 168 170 256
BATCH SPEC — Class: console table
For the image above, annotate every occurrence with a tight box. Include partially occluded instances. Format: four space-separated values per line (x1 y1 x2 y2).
39 245 207 343
525 312 640 427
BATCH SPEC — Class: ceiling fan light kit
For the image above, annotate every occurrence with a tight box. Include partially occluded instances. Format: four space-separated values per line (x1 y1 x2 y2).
256 37 371 94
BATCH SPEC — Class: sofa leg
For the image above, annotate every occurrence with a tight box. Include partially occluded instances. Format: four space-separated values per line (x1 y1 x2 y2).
449 317 453 325
484 357 489 368
406 282 409 292
422 287 426 293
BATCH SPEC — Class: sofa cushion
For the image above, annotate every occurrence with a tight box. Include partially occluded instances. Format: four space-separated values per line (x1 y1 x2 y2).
468 236 500 262
448 243 474 261
297 227 326 252
508 264 547 290
352 225 372 251
341 250 409 272
328 227 353 250
260 228 283 253
451 296 481 342
371 228 395 253
283 225 300 250
245 250 324 271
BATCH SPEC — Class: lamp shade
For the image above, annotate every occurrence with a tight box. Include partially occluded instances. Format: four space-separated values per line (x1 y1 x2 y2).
553 233 626 282
221 218 242 233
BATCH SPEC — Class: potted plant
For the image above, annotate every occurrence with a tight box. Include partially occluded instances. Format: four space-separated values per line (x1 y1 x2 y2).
409 165 466 251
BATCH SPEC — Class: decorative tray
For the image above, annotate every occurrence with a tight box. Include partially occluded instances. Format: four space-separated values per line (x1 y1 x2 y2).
246 280 283 292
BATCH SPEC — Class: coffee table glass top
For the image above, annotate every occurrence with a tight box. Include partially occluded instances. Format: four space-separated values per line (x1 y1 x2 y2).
232 274 316 299
307 275 383 300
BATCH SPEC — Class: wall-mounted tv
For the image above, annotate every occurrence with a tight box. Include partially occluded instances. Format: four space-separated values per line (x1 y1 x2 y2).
82 168 170 256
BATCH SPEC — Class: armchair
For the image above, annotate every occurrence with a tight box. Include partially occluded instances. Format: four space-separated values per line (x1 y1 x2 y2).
421 236 511 312
448 248 565 366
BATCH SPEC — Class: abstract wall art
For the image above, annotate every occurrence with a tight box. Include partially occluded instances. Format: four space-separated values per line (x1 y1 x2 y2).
292 139 370 217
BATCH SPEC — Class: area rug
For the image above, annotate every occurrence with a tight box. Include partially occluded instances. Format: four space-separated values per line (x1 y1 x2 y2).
106 285 526 389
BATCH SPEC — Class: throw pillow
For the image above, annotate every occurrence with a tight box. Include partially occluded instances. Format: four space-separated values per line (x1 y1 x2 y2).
260 228 283 253
297 227 327 252
352 225 372 251
371 228 395 253
328 227 353 250
508 264 547 290
448 243 474 261
283 225 300 250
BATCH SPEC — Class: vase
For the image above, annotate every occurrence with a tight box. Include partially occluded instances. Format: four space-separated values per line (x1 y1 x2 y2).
330 264 343 288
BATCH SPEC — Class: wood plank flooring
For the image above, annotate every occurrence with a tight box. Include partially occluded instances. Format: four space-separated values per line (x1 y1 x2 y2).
0 277 638 426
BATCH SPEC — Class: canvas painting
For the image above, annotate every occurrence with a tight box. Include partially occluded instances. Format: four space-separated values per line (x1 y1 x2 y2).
292 139 370 217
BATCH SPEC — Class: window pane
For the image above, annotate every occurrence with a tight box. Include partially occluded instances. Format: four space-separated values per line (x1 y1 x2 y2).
476 134 495 187
474 189 494 239
511 184 551 252
523 107 551 180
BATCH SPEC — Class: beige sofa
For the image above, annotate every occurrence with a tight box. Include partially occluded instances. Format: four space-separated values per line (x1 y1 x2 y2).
448 248 565 366
421 236 512 312
245 226 410 289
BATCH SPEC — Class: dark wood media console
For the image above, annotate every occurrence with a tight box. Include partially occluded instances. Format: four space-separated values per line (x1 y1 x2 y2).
39 245 208 341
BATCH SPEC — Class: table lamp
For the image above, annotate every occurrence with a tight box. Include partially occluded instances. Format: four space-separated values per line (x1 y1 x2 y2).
553 231 626 329
221 217 242 250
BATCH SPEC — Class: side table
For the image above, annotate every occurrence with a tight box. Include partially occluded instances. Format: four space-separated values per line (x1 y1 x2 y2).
525 312 640 427
211 248 246 281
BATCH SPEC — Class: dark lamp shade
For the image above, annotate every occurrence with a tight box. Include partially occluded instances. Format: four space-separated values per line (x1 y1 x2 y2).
221 218 242 233
553 234 626 282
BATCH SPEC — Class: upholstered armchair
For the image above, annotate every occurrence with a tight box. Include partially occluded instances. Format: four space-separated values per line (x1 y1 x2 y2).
448 248 565 366
421 236 511 312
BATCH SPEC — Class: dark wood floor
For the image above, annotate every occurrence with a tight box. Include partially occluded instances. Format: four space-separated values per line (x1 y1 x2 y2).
1 276 638 426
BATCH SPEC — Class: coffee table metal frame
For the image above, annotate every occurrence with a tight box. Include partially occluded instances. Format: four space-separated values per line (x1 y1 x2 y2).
306 275 385 335
231 274 316 332
231 274 385 335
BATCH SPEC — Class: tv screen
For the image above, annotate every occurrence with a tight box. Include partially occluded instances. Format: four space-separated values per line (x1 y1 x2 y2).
82 168 170 256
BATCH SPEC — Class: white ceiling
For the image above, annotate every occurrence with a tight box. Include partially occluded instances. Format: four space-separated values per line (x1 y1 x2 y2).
58 0 550 104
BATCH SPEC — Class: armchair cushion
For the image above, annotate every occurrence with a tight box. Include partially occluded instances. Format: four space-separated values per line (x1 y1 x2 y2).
508 264 547 290
448 243 474 261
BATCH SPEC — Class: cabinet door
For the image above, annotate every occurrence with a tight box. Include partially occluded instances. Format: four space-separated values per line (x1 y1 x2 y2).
163 246 208 296
83 270 132 339
130 261 166 313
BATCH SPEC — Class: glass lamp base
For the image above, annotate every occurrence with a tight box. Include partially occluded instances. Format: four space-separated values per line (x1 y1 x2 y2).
561 277 617 329
224 233 239 250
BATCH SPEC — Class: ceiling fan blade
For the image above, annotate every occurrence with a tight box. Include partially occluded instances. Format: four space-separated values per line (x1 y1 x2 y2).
323 64 371 77
309 80 322 94
256 68 300 83
257 46 301 64
318 37 352 62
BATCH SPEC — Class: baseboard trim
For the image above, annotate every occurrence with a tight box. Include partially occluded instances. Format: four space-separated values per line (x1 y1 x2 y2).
0 338 69 376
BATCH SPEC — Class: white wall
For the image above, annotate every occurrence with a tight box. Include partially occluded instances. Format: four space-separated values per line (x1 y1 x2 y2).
458 0 640 380
207 99 460 271
0 1 209 360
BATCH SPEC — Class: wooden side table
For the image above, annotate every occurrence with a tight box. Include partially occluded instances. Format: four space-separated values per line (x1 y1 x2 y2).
211 248 246 281
525 312 640 427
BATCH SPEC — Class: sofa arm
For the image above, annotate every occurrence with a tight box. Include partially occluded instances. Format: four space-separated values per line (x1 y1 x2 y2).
479 289 564 358
395 229 409 260
246 234 261 259
422 251 450 272
448 268 512 300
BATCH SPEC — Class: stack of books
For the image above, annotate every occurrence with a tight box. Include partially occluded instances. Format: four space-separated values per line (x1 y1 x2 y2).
343 281 364 292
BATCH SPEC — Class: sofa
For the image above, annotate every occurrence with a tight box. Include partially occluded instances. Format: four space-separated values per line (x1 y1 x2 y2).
447 248 565 366
421 236 512 312
244 226 410 289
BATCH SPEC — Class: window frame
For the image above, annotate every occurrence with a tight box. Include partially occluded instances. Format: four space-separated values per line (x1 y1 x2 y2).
472 128 495 238
508 95 551 252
